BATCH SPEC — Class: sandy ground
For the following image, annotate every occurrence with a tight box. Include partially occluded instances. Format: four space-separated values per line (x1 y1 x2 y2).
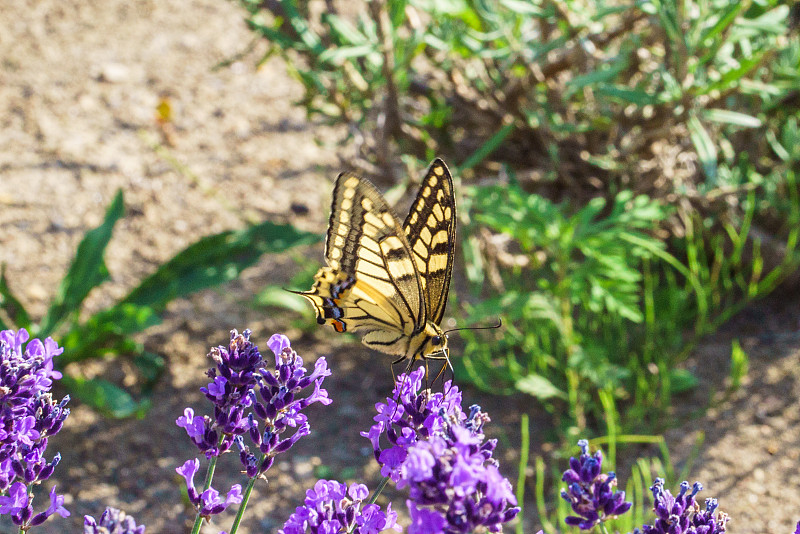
0 0 798 532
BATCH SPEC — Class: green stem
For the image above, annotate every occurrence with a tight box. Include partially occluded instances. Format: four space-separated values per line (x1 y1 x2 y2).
228 454 266 534
368 476 390 505
599 521 611 534
190 438 224 534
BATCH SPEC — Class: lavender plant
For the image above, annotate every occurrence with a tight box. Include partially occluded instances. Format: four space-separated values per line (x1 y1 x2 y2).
554 440 738 534
560 439 632 531
360 367 520 534
633 479 729 534
0 329 70 532
175 329 333 534
5 325 779 534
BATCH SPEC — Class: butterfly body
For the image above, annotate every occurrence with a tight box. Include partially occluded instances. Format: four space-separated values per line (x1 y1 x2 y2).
299 159 456 363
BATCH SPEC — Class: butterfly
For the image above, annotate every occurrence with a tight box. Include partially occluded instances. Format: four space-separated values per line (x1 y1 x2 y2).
297 158 456 365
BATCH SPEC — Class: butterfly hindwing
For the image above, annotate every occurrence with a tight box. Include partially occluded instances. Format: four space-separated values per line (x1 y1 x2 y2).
402 159 456 325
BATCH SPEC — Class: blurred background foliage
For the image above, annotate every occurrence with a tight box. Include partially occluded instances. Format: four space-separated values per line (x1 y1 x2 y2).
0 191 319 417
239 0 800 440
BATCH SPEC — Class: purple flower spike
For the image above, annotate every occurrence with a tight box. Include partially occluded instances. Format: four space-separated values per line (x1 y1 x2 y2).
177 329 332 509
84 507 146 534
364 370 519 534
634 479 729 534
795 520 800 534
239 336 331 477
179 329 264 458
0 329 70 528
360 368 463 481
560 440 632 530
279 480 400 534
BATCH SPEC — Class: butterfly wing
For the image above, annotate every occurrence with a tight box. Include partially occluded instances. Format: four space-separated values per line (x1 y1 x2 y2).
402 158 456 325
300 172 427 356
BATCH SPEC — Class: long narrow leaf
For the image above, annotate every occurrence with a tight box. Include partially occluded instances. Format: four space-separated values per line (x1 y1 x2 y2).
120 221 320 312
39 190 124 336
702 108 762 128
688 115 718 183
0 264 31 330
57 304 161 365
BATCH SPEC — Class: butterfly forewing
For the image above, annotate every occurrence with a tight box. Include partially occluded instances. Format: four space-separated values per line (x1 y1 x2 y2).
402 159 456 325
324 173 424 329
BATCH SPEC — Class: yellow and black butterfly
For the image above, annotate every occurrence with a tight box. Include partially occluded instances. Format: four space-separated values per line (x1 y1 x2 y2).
298 158 456 365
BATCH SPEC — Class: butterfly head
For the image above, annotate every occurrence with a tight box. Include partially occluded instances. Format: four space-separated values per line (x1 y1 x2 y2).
420 322 448 358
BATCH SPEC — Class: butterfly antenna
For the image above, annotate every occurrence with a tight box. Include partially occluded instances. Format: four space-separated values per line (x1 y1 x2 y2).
443 318 502 336
437 347 455 397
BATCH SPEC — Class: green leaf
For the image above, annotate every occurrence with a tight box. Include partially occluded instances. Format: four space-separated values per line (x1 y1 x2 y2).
134 351 166 387
39 190 124 336
595 85 658 106
458 122 515 171
735 5 789 34
701 108 762 128
515 374 566 400
282 0 324 54
58 304 161 365
323 13 368 45
669 368 699 394
0 264 31 330
688 115 718 184
120 221 321 313
319 44 378 64
698 3 742 44
499 0 544 15
565 58 629 95
60 373 151 418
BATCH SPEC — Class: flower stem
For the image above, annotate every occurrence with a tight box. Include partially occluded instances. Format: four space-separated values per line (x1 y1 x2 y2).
228 453 266 534
190 446 222 534
368 476 390 505
599 521 611 534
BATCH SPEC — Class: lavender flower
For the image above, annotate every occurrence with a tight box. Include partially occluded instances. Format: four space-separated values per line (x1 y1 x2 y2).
279 479 400 534
235 333 331 478
364 369 519 534
795 520 799 534
0 329 70 528
360 367 463 482
177 329 265 458
634 479 729 534
176 331 331 521
560 439 632 530
176 459 242 517
84 507 146 533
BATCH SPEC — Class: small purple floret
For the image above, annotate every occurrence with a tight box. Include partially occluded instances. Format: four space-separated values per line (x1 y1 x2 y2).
176 458 242 518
